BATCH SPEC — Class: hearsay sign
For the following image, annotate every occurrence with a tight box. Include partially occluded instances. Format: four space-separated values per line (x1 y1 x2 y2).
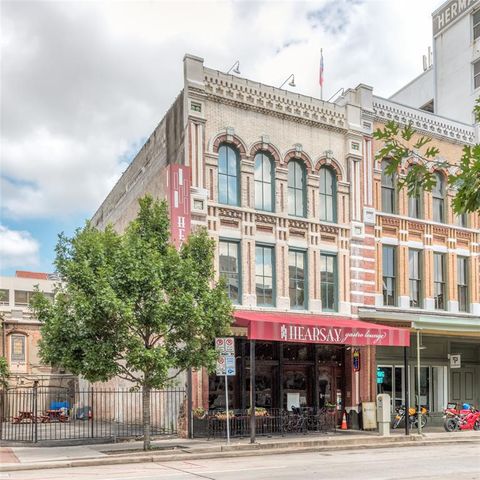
279 324 387 345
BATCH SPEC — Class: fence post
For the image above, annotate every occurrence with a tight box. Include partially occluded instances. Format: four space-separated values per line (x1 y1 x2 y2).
32 380 38 443
91 386 94 438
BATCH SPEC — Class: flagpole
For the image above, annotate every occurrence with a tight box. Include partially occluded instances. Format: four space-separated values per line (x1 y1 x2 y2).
320 48 324 101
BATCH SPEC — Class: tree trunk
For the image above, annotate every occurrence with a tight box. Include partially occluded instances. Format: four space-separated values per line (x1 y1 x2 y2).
142 384 151 451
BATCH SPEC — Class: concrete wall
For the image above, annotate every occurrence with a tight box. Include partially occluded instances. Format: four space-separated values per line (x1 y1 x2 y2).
434 9 480 124
91 92 185 232
389 68 434 111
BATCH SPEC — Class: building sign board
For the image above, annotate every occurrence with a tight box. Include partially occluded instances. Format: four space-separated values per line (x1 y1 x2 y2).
450 354 461 369
167 165 191 249
433 0 479 36
249 322 408 347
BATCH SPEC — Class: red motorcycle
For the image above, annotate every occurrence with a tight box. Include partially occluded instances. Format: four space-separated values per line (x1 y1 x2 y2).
444 403 480 432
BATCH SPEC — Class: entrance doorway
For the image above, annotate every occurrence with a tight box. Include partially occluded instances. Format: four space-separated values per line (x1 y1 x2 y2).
451 368 476 406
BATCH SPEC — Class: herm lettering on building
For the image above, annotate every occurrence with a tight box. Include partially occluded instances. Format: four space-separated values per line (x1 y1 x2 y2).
433 0 479 35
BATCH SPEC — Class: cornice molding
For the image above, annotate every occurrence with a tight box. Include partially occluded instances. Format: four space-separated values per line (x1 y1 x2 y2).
373 96 475 145
203 70 349 134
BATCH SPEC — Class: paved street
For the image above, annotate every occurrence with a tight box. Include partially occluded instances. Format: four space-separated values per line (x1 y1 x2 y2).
1 443 479 480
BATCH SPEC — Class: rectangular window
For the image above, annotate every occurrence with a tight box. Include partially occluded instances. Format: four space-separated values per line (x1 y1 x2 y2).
14 290 35 306
10 335 26 363
382 246 396 306
219 240 241 304
457 257 468 313
0 289 9 305
474 10 480 41
474 59 480 90
255 245 275 307
433 253 446 310
320 253 337 311
289 250 307 309
409 249 422 308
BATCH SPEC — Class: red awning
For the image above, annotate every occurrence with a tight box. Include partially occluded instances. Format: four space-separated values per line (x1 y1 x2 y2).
234 311 410 347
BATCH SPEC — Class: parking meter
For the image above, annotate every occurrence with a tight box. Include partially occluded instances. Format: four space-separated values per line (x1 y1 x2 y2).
376 393 391 436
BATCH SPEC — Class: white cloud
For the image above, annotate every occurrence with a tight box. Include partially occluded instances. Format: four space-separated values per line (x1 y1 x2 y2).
0 0 443 220
0 225 40 268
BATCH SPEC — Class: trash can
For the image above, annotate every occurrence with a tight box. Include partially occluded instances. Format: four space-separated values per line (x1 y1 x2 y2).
348 410 359 430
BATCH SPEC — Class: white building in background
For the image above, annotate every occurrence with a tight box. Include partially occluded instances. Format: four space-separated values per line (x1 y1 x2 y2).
390 0 480 124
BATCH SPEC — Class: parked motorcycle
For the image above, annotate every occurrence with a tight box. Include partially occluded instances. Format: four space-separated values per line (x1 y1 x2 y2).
443 403 480 432
392 405 428 429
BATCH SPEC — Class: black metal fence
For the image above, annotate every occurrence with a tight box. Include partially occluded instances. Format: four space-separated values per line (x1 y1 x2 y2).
0 386 186 443
193 408 338 438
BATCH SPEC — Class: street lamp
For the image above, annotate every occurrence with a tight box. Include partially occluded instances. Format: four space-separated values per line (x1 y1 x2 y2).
279 74 296 89
226 60 241 75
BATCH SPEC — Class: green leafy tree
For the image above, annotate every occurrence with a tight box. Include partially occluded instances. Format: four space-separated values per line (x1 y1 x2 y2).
32 195 233 450
0 356 9 389
373 99 480 214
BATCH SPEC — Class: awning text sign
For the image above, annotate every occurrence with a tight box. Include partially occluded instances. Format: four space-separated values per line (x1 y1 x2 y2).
248 321 409 347
233 311 410 347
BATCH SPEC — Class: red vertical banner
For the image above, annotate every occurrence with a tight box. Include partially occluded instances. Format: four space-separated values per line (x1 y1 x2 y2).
167 164 191 249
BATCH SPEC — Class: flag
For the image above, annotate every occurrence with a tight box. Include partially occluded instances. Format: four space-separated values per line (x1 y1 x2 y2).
319 50 324 87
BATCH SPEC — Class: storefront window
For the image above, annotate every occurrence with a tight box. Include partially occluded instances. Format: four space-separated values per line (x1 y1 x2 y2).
415 366 430 407
317 345 342 363
283 343 313 361
283 369 308 409
377 366 393 399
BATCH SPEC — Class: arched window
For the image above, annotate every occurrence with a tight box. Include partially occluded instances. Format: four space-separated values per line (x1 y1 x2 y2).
288 160 306 217
254 152 274 211
381 160 396 214
432 172 445 223
319 166 336 222
218 144 239 206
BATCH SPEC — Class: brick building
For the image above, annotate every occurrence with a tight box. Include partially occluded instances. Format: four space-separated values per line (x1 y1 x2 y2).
91 55 413 425
0 271 74 388
359 97 480 415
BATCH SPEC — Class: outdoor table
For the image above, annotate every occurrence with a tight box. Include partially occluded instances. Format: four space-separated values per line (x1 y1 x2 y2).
44 409 69 422
12 411 35 423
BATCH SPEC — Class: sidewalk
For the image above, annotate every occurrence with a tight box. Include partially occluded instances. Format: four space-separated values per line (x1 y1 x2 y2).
1 430 479 473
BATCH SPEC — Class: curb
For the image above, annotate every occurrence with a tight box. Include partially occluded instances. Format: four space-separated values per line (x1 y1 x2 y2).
2 436 479 472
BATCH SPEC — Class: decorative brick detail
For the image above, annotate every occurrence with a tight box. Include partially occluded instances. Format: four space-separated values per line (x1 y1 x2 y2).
249 141 282 165
212 133 247 155
314 157 344 181
284 149 314 172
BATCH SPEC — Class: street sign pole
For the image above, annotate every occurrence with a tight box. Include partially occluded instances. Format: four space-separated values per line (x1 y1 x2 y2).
225 373 230 444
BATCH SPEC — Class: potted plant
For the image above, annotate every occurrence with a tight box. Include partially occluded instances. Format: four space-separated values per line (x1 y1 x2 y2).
325 402 337 413
193 407 207 419
247 407 268 417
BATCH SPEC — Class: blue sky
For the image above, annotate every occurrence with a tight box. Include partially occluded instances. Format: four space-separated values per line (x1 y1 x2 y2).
0 0 442 276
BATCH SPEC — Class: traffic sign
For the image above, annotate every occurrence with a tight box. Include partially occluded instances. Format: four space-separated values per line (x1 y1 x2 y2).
215 337 235 355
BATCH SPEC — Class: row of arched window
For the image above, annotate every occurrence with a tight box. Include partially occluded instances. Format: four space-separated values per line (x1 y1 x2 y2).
380 160 467 227
218 144 337 222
